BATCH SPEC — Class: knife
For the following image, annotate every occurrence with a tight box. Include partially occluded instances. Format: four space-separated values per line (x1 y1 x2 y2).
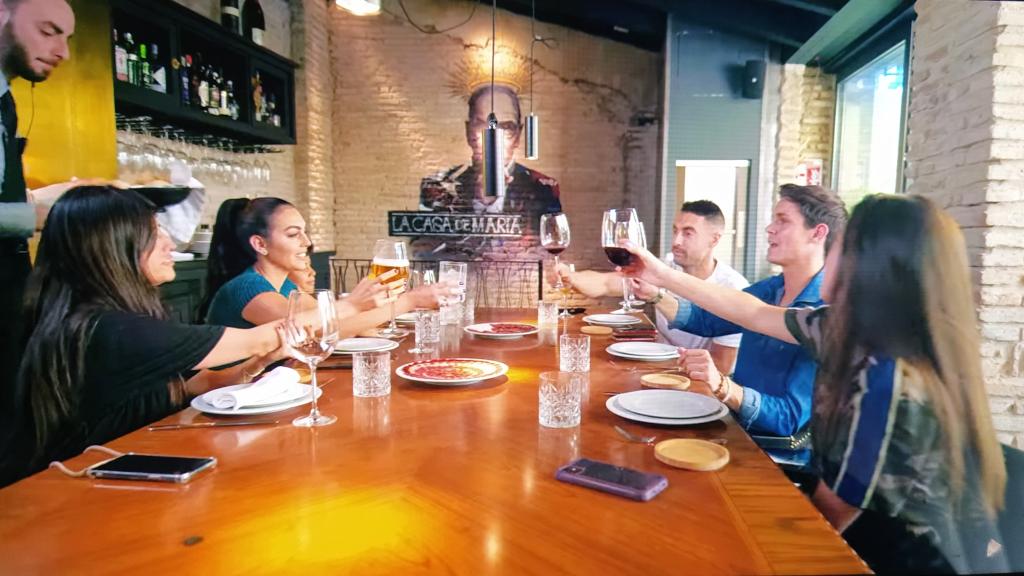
147 420 280 431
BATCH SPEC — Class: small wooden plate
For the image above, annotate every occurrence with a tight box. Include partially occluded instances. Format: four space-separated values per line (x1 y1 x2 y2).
640 373 691 390
581 325 613 336
655 439 730 472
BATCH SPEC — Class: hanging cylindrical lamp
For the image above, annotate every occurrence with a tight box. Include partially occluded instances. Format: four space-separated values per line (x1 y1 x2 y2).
483 0 505 198
525 0 540 160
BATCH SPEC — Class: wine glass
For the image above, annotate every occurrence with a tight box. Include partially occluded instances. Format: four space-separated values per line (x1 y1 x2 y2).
372 239 410 338
601 208 645 314
540 212 572 317
285 290 340 427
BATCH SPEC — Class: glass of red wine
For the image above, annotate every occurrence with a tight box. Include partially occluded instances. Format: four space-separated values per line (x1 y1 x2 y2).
540 212 572 317
602 208 646 314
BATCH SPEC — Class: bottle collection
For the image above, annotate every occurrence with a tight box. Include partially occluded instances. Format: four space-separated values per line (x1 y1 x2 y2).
251 72 281 128
113 28 165 93
176 53 241 121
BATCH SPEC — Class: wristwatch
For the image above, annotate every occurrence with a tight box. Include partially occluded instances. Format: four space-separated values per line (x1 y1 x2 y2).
649 288 665 305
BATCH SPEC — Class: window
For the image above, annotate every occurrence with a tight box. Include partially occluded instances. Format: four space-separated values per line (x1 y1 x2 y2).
833 42 907 207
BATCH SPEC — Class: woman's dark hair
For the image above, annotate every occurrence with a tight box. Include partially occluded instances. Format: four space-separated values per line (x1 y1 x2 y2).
18 185 166 453
199 197 293 321
820 194 1004 514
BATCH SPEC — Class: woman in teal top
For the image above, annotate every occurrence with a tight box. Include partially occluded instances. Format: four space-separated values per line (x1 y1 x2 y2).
201 198 446 333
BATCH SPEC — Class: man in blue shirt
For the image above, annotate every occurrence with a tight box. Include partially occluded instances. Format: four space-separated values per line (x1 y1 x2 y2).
663 185 846 437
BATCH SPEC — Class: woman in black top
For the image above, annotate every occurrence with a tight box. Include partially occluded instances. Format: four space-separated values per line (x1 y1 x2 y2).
3 186 287 486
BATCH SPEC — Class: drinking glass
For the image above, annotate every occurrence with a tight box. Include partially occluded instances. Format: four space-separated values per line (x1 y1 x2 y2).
372 239 410 338
601 208 646 314
538 371 583 428
537 301 559 327
285 290 340 427
559 334 591 373
353 351 391 398
540 213 572 317
410 309 440 354
439 261 468 326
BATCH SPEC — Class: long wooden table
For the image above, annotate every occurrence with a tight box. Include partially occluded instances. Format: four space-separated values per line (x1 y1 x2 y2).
0 309 869 575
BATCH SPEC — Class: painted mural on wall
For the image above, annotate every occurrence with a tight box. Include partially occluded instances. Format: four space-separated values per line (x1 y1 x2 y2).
407 45 561 261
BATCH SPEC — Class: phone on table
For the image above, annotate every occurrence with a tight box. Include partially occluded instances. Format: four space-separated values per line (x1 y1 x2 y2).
555 458 668 501
86 454 217 483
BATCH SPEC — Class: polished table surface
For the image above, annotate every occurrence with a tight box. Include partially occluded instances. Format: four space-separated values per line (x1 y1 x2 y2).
0 309 868 575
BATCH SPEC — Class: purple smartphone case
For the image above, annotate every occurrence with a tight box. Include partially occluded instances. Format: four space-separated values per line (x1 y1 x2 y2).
555 458 669 501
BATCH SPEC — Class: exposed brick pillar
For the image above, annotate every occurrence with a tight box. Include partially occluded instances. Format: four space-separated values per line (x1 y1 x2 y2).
905 0 1024 445
774 64 836 192
292 0 336 251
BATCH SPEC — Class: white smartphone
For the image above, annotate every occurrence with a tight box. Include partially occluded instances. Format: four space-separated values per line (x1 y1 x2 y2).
86 454 217 483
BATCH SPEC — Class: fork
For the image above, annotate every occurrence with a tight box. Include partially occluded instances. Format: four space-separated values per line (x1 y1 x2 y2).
613 425 729 446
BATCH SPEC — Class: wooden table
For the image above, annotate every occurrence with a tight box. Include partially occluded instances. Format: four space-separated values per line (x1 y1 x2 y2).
0 309 869 575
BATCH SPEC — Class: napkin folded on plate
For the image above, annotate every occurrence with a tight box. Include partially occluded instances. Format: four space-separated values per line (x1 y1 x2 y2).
203 367 300 410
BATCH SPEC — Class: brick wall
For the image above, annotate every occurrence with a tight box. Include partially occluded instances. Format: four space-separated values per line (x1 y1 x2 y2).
774 64 836 193
327 0 662 278
905 0 1024 446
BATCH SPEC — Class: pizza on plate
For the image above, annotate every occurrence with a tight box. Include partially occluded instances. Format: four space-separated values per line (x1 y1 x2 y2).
402 359 503 380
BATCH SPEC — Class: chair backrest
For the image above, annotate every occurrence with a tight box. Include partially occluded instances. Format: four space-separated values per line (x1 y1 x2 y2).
329 257 543 309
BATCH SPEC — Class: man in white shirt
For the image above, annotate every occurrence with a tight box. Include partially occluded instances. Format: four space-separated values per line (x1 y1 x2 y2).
557 200 748 374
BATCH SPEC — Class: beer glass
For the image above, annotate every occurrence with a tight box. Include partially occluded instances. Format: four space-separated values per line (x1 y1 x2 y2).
372 239 410 338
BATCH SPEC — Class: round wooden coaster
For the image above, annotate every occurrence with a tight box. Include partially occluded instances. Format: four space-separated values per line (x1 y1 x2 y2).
640 373 691 390
581 325 613 336
654 439 730 472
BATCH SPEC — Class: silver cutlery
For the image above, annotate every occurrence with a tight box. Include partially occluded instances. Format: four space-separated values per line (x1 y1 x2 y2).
613 424 728 446
148 420 280 431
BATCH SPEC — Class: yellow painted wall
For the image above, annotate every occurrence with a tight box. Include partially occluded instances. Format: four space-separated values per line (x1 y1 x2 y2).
10 0 117 188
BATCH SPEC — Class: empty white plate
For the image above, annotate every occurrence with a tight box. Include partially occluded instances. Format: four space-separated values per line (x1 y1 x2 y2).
192 384 322 416
333 338 400 355
583 314 642 326
606 395 728 426
608 342 678 357
616 389 722 419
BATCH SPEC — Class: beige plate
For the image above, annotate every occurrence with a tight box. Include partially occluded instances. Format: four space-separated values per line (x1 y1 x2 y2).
581 326 613 336
655 438 730 471
640 373 690 390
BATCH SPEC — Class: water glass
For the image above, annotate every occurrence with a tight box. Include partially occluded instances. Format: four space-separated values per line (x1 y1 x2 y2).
410 309 440 353
538 371 583 428
353 351 391 397
537 301 559 327
439 261 468 304
559 334 591 373
440 303 462 326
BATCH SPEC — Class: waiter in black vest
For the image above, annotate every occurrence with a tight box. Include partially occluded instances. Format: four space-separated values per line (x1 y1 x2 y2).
0 0 75 382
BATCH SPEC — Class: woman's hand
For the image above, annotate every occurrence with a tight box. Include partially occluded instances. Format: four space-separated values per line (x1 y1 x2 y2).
344 275 390 311
678 347 723 390
618 241 673 286
629 278 660 301
556 264 615 298
409 281 459 310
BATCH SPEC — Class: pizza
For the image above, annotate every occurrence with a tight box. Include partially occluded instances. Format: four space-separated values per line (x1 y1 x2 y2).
473 323 535 334
401 358 504 381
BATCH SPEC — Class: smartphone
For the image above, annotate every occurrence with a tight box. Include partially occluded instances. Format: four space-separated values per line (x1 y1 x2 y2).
86 454 217 483
555 458 668 501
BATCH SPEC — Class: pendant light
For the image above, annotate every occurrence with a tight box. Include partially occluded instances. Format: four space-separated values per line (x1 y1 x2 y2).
335 0 380 16
482 0 505 198
525 0 539 160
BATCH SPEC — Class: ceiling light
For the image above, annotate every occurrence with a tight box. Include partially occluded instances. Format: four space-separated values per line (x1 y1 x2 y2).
335 0 380 16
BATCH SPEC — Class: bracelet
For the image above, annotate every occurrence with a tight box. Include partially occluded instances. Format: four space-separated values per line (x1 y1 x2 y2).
713 375 731 401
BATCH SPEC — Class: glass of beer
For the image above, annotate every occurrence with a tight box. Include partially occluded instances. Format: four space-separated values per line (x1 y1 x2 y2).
372 239 411 338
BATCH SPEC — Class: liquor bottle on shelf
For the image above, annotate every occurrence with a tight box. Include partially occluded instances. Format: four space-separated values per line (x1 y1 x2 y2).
190 54 203 108
209 69 221 115
179 54 191 106
268 93 280 127
139 43 150 87
125 32 139 85
113 29 128 82
252 71 264 122
149 44 166 93
242 0 266 47
221 0 241 35
198 61 210 110
219 70 230 117
226 80 239 120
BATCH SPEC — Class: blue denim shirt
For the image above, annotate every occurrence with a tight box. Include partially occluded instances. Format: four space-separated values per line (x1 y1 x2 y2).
670 270 824 436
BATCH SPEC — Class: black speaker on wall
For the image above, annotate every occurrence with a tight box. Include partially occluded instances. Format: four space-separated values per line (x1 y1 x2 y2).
743 60 766 99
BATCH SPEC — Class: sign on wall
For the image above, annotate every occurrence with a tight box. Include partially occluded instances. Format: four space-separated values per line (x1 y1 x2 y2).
389 211 524 237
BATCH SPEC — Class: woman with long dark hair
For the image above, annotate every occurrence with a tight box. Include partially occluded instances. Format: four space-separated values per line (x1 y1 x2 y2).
621 195 1008 573
201 197 447 336
3 186 287 486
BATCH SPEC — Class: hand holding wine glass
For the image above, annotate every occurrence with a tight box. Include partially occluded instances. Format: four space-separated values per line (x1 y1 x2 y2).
285 290 340 427
601 208 646 313
372 240 411 338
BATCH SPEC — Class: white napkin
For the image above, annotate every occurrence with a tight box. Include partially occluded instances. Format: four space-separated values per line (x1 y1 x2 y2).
154 177 207 251
203 367 301 410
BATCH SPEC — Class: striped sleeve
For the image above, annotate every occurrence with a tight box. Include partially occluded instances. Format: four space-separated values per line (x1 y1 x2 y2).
831 357 902 508
784 305 828 361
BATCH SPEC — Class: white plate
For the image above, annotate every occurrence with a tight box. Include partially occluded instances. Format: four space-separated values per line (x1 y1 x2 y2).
395 312 418 324
464 323 539 339
582 314 642 326
332 338 400 355
615 389 722 419
606 395 728 426
191 384 322 416
608 342 678 357
396 358 509 386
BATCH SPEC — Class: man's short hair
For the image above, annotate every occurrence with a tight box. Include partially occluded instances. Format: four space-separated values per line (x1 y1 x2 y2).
777 184 847 252
680 200 725 229
467 84 522 126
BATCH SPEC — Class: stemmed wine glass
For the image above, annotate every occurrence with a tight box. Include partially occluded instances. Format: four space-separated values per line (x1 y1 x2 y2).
601 208 646 314
285 290 340 427
372 239 411 338
540 212 572 317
